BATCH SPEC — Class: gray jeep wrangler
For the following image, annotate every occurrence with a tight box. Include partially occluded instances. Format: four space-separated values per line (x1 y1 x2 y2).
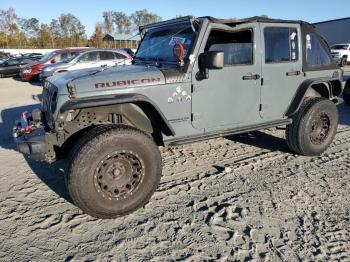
13 16 343 218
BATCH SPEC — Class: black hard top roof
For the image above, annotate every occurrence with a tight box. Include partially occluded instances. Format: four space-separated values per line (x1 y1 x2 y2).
204 16 312 27
140 16 314 31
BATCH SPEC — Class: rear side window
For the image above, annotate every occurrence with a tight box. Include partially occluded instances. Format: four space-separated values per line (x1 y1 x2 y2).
7 59 20 65
79 52 99 62
264 27 298 63
115 53 127 59
306 34 331 67
205 29 253 66
99 51 115 60
59 53 68 61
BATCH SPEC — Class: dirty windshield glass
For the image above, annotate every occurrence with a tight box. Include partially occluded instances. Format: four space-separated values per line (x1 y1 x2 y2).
135 24 196 64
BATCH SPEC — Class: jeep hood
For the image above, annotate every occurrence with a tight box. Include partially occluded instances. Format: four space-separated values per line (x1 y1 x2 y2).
49 65 166 95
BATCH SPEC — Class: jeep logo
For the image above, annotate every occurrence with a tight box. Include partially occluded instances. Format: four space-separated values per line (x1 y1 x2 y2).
95 78 161 88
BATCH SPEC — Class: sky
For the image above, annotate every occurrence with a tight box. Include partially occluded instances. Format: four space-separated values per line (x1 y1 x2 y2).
1 0 349 36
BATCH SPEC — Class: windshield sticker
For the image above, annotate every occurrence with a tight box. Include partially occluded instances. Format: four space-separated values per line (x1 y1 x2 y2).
290 32 297 41
291 41 296 50
306 34 312 50
169 37 186 46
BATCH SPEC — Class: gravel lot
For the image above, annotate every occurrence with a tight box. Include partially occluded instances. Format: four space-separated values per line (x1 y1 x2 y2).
1 73 350 261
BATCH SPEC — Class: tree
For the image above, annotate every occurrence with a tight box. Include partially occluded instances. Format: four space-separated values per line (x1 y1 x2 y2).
112 11 131 34
49 19 60 48
130 9 161 32
0 8 18 48
90 22 104 48
58 13 86 47
18 18 40 47
102 11 114 34
38 24 52 48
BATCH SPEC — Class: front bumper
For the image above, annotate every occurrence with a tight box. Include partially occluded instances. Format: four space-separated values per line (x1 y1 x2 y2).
13 110 47 161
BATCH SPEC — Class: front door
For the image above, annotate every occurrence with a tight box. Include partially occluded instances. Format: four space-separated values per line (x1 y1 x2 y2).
260 24 304 121
191 23 262 131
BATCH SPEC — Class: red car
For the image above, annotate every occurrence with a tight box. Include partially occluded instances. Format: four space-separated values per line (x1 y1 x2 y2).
20 48 83 81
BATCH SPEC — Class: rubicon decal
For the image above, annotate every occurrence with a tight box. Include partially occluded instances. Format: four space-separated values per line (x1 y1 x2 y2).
95 78 161 88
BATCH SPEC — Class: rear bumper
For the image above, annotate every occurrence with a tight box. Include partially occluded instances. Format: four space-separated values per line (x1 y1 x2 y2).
13 110 48 161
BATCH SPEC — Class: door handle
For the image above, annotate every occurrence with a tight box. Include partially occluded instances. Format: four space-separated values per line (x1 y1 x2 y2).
286 70 301 76
242 74 260 80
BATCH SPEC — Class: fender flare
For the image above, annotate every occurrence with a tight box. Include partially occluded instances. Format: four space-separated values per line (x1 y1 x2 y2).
285 77 342 117
60 93 176 136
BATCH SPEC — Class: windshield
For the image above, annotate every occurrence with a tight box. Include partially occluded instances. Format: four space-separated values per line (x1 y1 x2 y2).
135 23 197 64
39 51 55 62
332 45 349 50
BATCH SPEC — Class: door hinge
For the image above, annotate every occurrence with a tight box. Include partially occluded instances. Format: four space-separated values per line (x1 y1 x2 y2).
261 78 264 86
191 84 194 93
259 104 262 111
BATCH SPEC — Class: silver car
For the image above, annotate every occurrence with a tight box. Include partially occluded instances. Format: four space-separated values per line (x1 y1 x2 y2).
40 49 132 80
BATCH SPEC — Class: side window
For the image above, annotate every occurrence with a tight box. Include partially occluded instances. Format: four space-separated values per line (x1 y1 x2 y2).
264 27 298 63
59 53 68 62
306 34 331 67
7 59 20 65
99 51 115 60
115 53 127 59
205 29 253 66
54 54 62 62
79 52 98 62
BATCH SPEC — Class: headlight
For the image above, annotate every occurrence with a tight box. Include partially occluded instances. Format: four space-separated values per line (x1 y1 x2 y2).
22 68 32 74
43 66 53 72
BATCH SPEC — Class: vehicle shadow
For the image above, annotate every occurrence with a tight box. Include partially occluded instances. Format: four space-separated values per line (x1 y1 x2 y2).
0 104 72 204
226 130 291 153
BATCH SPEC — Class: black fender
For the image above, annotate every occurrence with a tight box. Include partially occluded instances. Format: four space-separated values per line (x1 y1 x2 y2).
285 77 343 116
59 93 175 136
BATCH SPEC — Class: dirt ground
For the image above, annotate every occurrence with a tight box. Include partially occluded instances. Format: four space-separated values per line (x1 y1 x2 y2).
0 73 350 262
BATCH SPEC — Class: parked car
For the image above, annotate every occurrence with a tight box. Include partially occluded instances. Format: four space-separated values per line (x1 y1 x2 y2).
0 57 36 78
0 52 10 63
22 53 43 60
122 48 135 57
13 16 342 218
330 43 350 67
20 49 83 81
40 49 132 80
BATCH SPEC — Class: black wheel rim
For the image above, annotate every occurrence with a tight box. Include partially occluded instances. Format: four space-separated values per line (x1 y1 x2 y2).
94 151 145 200
310 112 331 145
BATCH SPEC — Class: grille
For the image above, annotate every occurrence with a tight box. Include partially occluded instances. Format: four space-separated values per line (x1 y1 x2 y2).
42 81 58 129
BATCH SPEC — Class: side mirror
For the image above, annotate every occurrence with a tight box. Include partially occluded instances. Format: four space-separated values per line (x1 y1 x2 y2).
196 51 224 80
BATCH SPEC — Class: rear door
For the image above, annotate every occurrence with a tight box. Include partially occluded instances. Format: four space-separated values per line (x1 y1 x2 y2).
260 24 304 121
71 51 99 70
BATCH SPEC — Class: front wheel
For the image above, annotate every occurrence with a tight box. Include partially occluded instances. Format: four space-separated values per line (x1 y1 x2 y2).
67 125 162 219
340 57 347 67
286 98 338 156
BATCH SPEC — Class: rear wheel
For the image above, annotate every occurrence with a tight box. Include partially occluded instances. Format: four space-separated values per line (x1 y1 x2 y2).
67 125 162 219
286 98 338 156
